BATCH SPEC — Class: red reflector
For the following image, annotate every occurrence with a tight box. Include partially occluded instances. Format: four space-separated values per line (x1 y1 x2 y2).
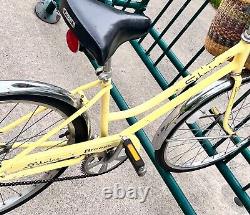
66 29 80 53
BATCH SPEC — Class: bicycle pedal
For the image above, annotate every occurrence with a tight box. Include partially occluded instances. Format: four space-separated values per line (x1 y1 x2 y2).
122 138 146 177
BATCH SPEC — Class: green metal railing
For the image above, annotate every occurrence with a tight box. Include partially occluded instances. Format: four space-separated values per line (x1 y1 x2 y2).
127 0 250 212
37 0 250 214
107 0 250 212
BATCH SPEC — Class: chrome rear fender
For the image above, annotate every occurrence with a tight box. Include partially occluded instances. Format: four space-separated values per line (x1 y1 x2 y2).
0 80 91 136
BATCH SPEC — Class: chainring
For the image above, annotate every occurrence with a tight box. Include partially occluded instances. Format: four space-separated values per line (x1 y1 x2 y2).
81 144 127 176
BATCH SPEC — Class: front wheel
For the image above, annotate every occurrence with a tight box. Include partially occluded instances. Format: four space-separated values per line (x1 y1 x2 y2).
0 94 89 214
156 77 250 172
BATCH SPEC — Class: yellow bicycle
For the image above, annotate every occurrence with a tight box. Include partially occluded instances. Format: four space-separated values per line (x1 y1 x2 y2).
0 0 249 213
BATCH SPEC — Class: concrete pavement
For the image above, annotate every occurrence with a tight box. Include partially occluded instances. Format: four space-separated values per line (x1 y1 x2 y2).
0 0 248 214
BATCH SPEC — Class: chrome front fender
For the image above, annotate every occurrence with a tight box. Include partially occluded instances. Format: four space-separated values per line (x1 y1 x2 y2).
152 77 243 151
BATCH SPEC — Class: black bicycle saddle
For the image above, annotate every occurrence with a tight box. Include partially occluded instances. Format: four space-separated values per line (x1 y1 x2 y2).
59 0 151 66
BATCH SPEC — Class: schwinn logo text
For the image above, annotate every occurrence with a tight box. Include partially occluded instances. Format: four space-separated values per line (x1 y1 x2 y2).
25 158 62 169
84 145 112 153
63 8 75 28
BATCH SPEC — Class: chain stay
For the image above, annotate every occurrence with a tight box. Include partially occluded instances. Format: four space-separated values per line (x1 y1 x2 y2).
0 155 123 187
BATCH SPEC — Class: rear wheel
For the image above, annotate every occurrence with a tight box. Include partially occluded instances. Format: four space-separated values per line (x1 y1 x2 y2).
157 78 250 172
0 95 88 214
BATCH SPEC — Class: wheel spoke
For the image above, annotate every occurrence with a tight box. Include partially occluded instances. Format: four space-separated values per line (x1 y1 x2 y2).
170 142 200 163
163 82 249 171
231 97 247 127
0 103 19 126
8 118 63 153
168 135 232 142
7 105 40 146
182 145 205 167
235 114 250 131
45 140 67 151
6 187 22 196
190 146 204 165
17 110 54 137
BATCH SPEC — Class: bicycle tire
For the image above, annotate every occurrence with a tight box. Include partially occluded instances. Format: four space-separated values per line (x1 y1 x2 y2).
156 76 250 172
0 94 89 214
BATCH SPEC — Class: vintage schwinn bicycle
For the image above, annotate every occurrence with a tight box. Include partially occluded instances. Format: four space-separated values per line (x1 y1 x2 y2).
0 0 249 213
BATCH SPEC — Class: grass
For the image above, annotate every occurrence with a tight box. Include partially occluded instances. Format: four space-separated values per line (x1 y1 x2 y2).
210 0 222 8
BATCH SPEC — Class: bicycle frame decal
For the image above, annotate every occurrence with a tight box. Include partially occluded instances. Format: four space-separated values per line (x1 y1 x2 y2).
0 40 249 181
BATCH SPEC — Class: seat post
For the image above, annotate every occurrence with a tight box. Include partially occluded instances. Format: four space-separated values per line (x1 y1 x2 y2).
103 59 112 74
96 59 112 82
98 59 112 137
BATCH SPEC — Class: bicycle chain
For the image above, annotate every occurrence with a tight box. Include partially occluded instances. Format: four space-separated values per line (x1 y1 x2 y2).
0 155 128 187
0 168 116 187
0 174 93 187
0 158 101 187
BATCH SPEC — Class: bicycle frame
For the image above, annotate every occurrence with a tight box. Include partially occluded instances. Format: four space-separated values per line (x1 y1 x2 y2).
0 38 249 181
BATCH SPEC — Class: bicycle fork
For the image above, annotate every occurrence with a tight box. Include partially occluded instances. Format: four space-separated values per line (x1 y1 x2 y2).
212 30 250 136
223 73 242 135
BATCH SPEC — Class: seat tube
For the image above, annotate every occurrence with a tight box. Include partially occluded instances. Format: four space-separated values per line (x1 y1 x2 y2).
100 59 112 137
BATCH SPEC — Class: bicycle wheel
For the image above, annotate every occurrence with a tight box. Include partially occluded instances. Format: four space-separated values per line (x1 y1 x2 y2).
156 76 250 172
0 94 88 214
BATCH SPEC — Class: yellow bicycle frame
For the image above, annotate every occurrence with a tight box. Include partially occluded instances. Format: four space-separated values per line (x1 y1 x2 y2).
0 39 249 181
